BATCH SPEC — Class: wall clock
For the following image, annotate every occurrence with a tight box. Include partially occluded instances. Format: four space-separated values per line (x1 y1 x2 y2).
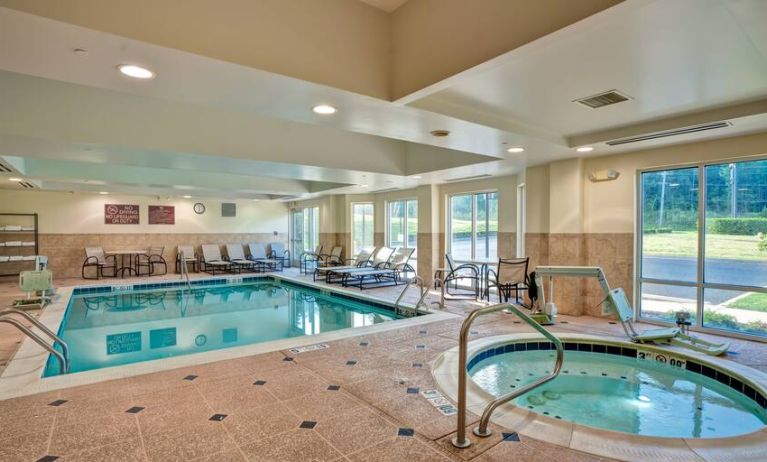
193 202 206 214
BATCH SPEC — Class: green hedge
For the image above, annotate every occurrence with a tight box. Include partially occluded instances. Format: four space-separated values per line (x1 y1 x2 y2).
707 217 767 235
643 227 673 234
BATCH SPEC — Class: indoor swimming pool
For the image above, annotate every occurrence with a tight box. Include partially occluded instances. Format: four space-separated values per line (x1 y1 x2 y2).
43 278 406 376
469 343 767 438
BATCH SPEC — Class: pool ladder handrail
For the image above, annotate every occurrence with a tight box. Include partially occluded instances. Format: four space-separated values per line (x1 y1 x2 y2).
0 308 70 374
393 275 429 317
178 251 192 291
452 302 563 449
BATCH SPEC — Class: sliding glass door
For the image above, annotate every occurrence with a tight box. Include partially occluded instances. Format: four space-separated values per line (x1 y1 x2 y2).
638 159 767 339
290 206 319 265
351 203 374 254
448 191 499 262
387 199 417 270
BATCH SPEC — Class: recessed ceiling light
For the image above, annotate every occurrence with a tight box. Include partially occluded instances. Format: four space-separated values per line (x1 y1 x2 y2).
117 64 155 79
576 146 594 153
312 104 337 115
73 48 88 56
99 191 109 195
412 175 422 179
430 129 450 137
360 184 369 188
182 195 192 199
8 177 22 182
507 147 525 153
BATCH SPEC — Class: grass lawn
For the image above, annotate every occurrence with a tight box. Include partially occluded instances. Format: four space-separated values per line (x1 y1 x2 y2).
643 231 767 260
725 292 767 312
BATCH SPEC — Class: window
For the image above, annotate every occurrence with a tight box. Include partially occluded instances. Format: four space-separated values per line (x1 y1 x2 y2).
387 199 417 249
290 206 319 264
637 159 767 339
351 203 374 254
448 191 498 262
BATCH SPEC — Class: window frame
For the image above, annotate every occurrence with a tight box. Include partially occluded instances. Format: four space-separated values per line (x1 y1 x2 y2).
385 198 418 250
446 189 499 263
350 202 374 254
636 158 767 342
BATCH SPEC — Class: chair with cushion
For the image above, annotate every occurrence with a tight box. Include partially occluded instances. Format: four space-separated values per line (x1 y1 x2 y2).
269 242 290 269
137 246 167 276
433 254 480 300
82 247 117 280
299 245 323 274
200 244 234 275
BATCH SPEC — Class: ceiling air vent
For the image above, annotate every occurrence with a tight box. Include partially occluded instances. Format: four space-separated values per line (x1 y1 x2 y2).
606 121 731 146
574 90 631 109
0 161 13 173
445 174 492 183
19 181 36 189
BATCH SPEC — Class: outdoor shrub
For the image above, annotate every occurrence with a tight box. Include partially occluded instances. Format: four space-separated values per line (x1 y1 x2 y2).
708 217 767 235
702 311 741 330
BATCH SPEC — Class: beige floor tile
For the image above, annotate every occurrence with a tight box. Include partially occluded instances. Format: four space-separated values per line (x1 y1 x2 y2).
239 427 344 462
315 406 399 455
222 401 302 446
58 438 146 462
142 420 237 462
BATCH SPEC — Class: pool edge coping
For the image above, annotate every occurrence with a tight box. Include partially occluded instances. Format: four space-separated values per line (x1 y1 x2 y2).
431 333 767 462
0 273 457 400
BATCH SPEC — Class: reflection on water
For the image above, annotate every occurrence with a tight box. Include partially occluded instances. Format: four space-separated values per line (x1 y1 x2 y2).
470 350 767 438
45 281 398 376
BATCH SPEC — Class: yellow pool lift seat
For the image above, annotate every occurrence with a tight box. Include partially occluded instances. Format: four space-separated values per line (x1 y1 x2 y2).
607 286 729 356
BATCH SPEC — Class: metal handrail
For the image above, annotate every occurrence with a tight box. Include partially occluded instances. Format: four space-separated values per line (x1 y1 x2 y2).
179 251 192 290
393 275 429 316
452 303 563 448
0 316 69 374
0 308 70 365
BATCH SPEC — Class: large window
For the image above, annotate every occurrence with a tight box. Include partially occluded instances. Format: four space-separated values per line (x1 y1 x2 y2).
387 199 417 249
351 203 374 254
290 206 319 264
638 159 767 339
448 191 498 262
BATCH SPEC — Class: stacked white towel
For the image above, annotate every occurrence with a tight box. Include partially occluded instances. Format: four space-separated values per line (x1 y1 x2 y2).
0 256 9 262
22 241 35 246
8 256 23 261
3 225 22 231
5 241 21 247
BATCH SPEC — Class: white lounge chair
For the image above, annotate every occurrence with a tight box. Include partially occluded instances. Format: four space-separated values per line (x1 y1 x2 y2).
226 244 257 272
342 247 415 289
200 245 233 275
269 242 290 269
248 243 282 272
314 246 375 282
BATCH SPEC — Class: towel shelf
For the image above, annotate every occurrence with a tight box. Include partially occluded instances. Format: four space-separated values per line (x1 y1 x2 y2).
0 213 38 276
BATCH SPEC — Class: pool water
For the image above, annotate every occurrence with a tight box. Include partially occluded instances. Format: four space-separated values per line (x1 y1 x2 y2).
470 349 767 438
44 279 401 376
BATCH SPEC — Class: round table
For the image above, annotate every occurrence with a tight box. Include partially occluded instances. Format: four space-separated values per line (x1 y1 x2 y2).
106 250 146 278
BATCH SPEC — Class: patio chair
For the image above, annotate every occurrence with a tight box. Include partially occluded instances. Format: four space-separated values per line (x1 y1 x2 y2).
136 246 167 276
269 242 290 269
248 242 282 272
82 246 117 279
200 244 234 275
314 246 375 282
342 247 415 289
226 244 257 272
318 246 343 267
176 245 198 273
485 257 530 304
433 254 480 300
324 246 394 284
300 245 323 274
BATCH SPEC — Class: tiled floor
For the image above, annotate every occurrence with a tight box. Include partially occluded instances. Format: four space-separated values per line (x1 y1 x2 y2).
0 270 765 461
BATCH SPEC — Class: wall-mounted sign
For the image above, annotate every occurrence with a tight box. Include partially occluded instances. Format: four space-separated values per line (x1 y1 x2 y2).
106 331 142 355
222 328 238 344
150 327 177 349
105 204 140 224
149 205 175 225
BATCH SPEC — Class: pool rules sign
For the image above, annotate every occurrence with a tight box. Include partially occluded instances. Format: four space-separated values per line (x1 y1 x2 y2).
104 204 140 224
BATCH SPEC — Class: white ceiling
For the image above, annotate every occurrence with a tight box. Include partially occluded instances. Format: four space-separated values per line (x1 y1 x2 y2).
0 0 766 200
359 0 409 13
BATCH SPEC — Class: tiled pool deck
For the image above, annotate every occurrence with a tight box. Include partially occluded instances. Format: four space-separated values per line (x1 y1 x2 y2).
0 270 765 461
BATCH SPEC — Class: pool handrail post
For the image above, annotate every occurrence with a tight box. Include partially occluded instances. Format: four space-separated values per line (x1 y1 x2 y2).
451 302 564 448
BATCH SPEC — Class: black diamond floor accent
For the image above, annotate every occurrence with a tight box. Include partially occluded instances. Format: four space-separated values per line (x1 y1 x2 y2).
398 427 414 437
283 357 294 362
359 342 369 346
209 414 228 421
183 375 198 381
327 385 340 391
608 321 617 325
48 400 68 407
36 456 60 462
300 420 317 429
125 406 144 414
412 363 423 368
502 432 520 442
254 380 267 386
560 321 569 324
415 344 425 349
419 330 427 334
406 387 419 394
346 360 357 366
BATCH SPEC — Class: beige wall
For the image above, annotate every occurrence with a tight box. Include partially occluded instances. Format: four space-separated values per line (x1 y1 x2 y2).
0 190 288 234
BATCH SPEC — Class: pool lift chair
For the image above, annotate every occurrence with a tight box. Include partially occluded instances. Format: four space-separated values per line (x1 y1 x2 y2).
13 268 54 310
533 266 729 356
